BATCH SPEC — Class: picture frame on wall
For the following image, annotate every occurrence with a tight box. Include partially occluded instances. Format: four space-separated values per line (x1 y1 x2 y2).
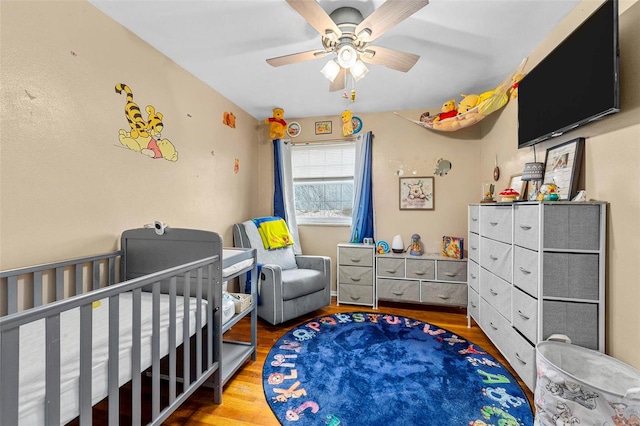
399 176 434 210
543 137 585 200
315 120 332 135
509 174 528 201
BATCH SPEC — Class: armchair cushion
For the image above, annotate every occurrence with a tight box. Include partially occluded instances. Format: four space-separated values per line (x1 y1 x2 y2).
281 269 326 301
241 220 297 270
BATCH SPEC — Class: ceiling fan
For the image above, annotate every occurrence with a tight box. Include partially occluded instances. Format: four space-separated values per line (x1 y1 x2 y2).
266 0 429 91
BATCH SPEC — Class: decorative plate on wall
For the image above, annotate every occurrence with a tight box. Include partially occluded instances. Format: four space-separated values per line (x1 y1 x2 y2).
352 116 363 134
286 121 301 138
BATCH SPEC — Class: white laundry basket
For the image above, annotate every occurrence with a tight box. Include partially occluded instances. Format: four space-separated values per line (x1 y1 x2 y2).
534 339 640 425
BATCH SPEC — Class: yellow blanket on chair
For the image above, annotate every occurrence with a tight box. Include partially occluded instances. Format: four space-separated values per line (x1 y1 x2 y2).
252 217 294 250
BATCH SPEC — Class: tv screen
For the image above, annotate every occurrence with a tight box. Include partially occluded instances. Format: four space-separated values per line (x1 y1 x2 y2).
518 0 620 148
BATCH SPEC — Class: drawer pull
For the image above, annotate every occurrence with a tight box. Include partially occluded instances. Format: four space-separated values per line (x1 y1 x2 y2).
471 246 477 251
515 352 527 365
519 225 532 231
350 258 361 263
470 301 477 308
490 289 498 296
471 218 478 222
519 266 531 275
489 221 499 226
392 291 405 296
351 277 361 282
470 273 477 279
438 295 450 300
385 269 399 274
444 272 457 277
350 295 361 301
489 322 498 330
517 310 530 320
414 271 425 276
489 255 499 261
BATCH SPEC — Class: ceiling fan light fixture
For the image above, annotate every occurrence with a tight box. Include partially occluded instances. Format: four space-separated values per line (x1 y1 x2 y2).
350 60 369 82
336 44 357 69
320 59 341 82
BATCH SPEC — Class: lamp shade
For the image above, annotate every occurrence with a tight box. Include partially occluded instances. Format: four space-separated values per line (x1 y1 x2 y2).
522 162 544 181
320 59 340 82
391 235 404 253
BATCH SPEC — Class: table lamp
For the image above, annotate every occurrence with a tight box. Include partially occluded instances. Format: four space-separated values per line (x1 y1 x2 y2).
521 162 544 201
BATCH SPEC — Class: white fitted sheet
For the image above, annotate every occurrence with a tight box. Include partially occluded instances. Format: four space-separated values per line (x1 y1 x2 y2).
222 249 254 278
18 292 208 425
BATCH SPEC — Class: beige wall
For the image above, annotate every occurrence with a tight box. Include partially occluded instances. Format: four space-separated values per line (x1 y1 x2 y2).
258 0 640 369
0 0 261 269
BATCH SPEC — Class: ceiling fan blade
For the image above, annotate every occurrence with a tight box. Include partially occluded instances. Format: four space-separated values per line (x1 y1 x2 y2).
356 0 429 42
360 46 420 72
266 49 329 67
286 0 342 39
329 68 346 92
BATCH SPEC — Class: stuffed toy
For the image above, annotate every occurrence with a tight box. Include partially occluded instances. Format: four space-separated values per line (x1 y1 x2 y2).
434 99 457 122
457 93 482 114
264 107 287 139
341 110 354 136
510 73 525 99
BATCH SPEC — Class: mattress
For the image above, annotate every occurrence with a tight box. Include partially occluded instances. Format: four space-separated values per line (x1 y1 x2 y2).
17 292 208 425
222 249 254 278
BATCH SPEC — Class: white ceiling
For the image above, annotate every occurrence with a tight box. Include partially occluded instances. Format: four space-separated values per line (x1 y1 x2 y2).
88 0 580 120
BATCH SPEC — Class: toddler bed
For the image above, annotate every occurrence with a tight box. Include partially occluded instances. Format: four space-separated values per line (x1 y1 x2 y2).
0 227 230 426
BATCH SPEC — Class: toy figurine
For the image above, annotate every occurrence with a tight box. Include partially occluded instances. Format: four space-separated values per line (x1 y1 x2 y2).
410 234 423 256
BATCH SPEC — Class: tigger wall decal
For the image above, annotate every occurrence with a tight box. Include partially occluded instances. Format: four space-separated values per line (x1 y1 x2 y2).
115 83 178 162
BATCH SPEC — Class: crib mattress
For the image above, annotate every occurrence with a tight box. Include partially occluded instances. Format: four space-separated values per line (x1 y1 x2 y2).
222 249 254 278
18 292 208 425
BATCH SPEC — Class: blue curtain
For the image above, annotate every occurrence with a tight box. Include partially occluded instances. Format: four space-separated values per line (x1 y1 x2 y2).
272 139 301 253
273 139 285 219
350 131 374 243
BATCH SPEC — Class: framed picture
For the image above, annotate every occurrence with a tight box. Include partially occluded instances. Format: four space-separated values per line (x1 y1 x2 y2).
315 120 332 135
509 174 527 201
543 137 585 200
399 176 434 210
286 121 301 138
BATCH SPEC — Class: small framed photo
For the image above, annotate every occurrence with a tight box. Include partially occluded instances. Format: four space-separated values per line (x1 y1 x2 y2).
442 236 464 259
286 121 301 138
543 137 585 200
509 174 528 201
315 120 332 135
399 176 434 210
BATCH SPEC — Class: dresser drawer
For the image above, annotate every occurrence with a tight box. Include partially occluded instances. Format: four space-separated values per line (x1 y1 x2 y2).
468 232 479 263
480 268 511 321
338 284 374 305
479 298 510 351
514 246 539 297
420 282 467 307
469 205 480 234
377 257 405 278
543 300 599 350
377 278 419 302
512 287 538 344
479 237 512 282
480 205 513 244
406 258 435 280
339 246 373 267
338 265 373 286
468 260 479 292
514 204 540 250
543 252 599 300
437 260 467 282
543 204 601 250
468 287 480 322
504 328 536 391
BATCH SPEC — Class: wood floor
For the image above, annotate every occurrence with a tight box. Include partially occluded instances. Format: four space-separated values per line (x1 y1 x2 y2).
162 299 534 425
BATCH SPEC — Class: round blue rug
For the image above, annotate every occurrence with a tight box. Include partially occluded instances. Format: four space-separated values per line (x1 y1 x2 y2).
263 312 533 425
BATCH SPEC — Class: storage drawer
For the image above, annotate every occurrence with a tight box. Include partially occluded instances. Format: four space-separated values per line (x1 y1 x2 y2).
468 232 479 263
468 260 479 292
338 284 374 305
514 204 540 250
406 258 435 280
469 205 480 234
468 288 480 322
480 268 512 321
339 246 373 267
512 287 538 344
479 237 512 282
504 328 536 391
543 252 599 300
543 300 599 350
479 205 513 244
543 204 601 250
376 257 405 278
377 278 419 302
479 298 510 351
436 260 467 282
338 265 373 286
513 246 538 297
420 281 467 307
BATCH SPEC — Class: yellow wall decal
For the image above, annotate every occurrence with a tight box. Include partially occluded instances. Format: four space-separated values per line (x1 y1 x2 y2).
223 111 236 128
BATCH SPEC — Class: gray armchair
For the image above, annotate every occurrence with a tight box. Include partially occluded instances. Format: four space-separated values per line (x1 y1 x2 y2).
233 220 331 325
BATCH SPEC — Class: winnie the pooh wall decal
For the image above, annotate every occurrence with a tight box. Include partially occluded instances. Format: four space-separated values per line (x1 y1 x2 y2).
114 83 178 162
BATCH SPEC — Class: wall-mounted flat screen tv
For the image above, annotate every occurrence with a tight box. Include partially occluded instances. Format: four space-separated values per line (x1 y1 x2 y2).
518 0 620 148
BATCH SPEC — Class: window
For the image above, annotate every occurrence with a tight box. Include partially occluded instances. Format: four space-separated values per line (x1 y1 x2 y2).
292 142 355 225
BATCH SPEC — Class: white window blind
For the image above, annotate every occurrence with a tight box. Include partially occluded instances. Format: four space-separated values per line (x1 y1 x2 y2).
292 142 355 179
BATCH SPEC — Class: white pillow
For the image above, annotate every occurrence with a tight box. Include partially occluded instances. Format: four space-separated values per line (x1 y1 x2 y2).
243 220 298 270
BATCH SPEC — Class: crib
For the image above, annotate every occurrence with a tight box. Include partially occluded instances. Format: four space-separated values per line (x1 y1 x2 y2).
0 227 239 425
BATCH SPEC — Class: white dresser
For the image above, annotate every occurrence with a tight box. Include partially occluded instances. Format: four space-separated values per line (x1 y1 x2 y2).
468 202 606 391
337 243 376 307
